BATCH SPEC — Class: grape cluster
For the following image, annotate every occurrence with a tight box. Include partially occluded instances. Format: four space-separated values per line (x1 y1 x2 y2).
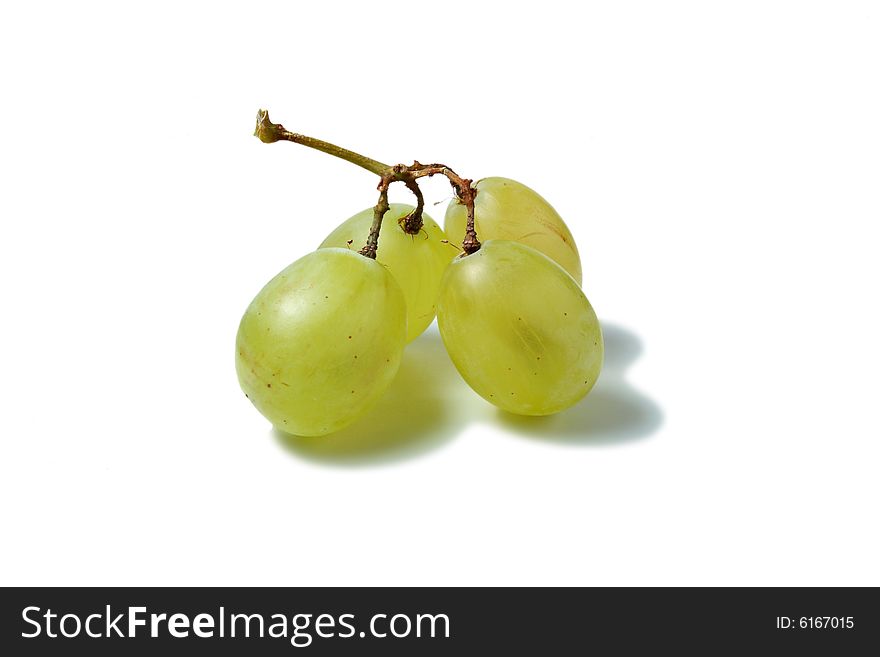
236 111 604 437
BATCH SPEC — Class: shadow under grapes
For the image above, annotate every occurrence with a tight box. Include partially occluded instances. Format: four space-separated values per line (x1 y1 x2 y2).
497 323 663 445
273 329 465 466
274 322 662 465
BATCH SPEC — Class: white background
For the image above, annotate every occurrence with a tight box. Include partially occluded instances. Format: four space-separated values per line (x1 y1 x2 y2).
1 1 878 586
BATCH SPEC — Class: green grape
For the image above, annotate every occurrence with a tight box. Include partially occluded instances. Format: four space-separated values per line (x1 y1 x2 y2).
437 240 602 416
320 204 457 342
444 177 582 284
236 248 406 436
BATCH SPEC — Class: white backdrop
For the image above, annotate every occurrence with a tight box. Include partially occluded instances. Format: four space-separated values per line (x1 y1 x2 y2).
1 1 878 586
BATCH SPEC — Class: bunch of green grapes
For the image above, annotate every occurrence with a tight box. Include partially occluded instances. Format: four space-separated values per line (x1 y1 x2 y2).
236 110 603 437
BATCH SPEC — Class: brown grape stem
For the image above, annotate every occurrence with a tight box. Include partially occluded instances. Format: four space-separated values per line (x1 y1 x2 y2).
254 109 389 176
359 179 391 259
254 109 481 257
400 178 425 235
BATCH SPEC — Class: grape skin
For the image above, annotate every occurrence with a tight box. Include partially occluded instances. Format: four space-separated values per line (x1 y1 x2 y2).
444 177 583 284
437 240 602 415
235 248 406 436
320 204 458 342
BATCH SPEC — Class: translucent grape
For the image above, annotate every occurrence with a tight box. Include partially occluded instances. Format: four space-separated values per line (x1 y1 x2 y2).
236 248 406 436
444 177 582 284
437 240 602 415
320 204 458 342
